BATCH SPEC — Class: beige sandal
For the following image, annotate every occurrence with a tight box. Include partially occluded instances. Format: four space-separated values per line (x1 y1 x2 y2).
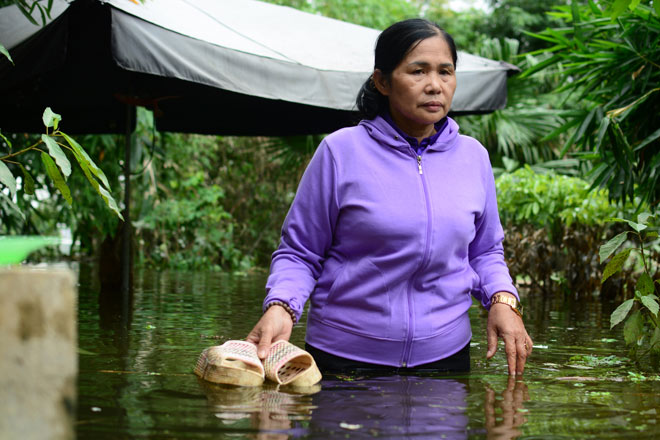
263 340 322 386
194 340 265 387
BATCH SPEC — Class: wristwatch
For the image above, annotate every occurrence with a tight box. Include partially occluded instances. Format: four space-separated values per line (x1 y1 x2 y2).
490 293 523 318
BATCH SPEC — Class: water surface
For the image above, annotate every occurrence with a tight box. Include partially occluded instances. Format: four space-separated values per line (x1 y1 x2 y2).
76 267 660 439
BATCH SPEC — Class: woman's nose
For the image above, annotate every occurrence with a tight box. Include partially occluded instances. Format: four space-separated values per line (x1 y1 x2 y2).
425 73 442 93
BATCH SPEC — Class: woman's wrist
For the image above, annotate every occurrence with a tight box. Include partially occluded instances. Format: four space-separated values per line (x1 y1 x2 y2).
264 300 297 324
490 292 523 318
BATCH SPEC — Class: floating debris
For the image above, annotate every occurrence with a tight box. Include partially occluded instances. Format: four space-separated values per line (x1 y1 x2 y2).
340 422 363 430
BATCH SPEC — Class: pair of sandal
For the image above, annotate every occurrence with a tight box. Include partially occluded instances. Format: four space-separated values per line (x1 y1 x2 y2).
194 340 322 387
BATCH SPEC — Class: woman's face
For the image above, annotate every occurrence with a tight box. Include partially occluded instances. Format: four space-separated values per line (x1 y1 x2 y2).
374 35 457 138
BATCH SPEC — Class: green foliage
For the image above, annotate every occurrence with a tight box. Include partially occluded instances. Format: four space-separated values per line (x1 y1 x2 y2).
497 166 623 296
457 41 567 167
523 0 660 210
496 166 618 237
133 114 303 271
600 213 660 363
568 354 628 367
0 108 123 233
1 0 54 26
484 0 568 52
0 43 12 65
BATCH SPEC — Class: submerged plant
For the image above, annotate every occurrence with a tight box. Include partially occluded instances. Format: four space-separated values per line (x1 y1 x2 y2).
601 213 660 363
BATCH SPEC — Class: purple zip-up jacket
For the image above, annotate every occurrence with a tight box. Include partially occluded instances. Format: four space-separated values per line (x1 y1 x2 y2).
264 115 517 367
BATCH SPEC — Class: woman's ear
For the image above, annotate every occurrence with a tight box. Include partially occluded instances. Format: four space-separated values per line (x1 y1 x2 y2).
372 69 390 96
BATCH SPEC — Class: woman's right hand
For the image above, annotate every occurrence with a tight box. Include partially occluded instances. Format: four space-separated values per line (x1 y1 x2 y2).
246 305 294 359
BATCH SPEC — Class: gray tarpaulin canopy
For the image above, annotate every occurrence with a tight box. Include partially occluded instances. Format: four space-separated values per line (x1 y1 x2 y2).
0 0 517 136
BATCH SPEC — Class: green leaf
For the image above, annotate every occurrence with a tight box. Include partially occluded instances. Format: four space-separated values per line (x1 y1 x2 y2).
42 107 61 131
520 53 563 78
623 310 643 344
610 0 631 18
41 134 71 177
655 0 660 16
599 231 628 262
0 131 12 150
61 133 110 189
651 327 660 351
629 0 642 10
634 127 660 152
611 298 635 328
0 160 17 197
0 43 13 65
640 294 659 317
571 0 581 24
647 232 659 239
637 273 656 296
41 152 72 206
588 0 602 15
98 185 124 220
610 216 649 233
16 1 39 26
18 164 35 195
76 152 123 220
0 191 25 222
637 212 652 224
602 248 632 282
625 219 648 233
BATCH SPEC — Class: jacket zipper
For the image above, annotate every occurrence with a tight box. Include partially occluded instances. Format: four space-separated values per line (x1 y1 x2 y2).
401 151 433 367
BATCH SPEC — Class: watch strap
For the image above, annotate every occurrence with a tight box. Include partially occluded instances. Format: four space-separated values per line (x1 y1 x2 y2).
490 293 523 318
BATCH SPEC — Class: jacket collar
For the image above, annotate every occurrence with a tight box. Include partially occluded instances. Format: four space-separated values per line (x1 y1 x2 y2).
359 115 460 153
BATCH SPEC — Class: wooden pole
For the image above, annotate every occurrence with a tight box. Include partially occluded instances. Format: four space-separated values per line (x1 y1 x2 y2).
121 104 132 296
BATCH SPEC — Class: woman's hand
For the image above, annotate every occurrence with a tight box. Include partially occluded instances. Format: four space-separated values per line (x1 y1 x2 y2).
486 292 533 375
246 305 294 359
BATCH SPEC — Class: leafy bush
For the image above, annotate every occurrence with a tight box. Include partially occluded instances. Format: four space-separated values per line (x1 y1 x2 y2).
523 0 660 209
497 166 618 240
134 131 304 272
497 166 622 295
601 213 660 365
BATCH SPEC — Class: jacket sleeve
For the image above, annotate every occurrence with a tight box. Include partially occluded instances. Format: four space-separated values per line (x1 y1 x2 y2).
468 151 518 309
263 140 340 322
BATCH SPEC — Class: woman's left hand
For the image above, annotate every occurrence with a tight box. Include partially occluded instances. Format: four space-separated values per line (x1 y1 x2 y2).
486 292 533 375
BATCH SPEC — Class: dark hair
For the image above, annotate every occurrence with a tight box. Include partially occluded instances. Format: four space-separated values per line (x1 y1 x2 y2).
356 18 458 120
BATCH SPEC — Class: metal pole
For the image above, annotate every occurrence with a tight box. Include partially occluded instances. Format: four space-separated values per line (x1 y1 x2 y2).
121 105 132 296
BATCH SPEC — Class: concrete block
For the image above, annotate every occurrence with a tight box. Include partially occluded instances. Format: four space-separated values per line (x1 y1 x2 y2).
0 267 77 440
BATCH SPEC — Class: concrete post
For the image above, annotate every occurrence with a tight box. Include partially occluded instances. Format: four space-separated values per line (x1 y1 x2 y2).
0 267 78 440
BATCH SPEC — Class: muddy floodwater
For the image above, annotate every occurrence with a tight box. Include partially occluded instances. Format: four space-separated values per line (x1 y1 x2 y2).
75 267 660 439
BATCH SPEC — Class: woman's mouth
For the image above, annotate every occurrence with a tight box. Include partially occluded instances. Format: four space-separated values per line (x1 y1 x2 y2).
422 102 443 111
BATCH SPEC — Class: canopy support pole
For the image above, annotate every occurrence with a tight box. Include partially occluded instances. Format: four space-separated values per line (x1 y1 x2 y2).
121 105 132 296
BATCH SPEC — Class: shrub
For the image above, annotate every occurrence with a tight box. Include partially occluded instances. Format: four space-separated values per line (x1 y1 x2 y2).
497 166 621 295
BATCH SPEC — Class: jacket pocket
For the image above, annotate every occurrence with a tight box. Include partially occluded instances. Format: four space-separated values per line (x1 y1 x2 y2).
319 258 392 337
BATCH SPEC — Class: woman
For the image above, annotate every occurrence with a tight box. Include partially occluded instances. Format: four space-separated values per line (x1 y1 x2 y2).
247 18 533 376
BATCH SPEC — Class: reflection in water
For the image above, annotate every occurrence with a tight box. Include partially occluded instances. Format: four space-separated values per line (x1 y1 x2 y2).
198 374 530 439
484 377 529 440
310 375 469 439
198 379 320 439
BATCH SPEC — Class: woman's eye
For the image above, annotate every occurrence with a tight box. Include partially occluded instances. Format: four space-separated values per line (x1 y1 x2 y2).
412 69 424 75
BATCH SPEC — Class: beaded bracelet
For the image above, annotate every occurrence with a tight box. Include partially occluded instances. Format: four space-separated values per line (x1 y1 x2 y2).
265 300 297 324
